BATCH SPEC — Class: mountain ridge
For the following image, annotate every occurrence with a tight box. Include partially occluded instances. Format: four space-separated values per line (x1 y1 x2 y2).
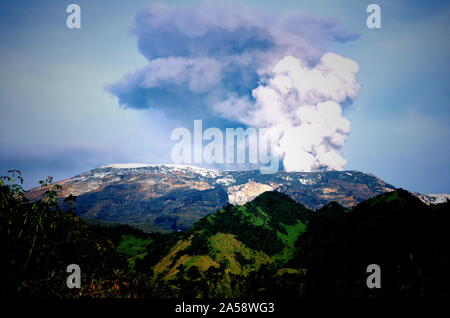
25 163 445 232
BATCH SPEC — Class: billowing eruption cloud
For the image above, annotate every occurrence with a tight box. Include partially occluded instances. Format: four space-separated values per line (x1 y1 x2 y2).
214 53 359 171
107 3 360 171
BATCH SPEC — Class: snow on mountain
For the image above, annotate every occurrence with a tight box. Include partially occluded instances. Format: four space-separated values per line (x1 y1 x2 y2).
26 163 419 232
413 193 450 205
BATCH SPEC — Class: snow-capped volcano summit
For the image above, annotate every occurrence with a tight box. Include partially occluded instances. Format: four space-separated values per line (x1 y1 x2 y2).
27 163 403 232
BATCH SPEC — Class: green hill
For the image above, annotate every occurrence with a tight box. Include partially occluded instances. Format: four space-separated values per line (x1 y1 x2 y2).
148 189 450 298
149 192 310 296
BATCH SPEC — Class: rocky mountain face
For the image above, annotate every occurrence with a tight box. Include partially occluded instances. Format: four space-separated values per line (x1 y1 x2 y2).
27 164 401 232
413 193 450 205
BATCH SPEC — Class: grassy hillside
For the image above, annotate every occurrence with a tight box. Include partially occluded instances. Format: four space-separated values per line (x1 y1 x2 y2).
149 192 309 292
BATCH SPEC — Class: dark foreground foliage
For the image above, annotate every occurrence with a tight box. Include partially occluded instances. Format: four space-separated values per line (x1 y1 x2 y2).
0 172 181 297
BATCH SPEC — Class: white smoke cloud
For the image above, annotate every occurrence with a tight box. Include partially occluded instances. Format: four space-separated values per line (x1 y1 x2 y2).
213 53 360 171
108 3 361 172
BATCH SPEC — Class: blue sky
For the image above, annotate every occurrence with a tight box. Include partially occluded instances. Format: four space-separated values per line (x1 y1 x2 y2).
0 0 448 193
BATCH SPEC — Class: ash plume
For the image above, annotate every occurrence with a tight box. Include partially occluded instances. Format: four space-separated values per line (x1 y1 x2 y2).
106 2 360 171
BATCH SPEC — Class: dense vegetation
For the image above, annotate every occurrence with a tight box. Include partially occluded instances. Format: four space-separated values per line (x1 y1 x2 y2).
1 171 449 298
0 171 181 297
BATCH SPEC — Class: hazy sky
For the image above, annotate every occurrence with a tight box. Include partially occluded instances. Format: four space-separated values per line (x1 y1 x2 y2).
0 0 449 193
